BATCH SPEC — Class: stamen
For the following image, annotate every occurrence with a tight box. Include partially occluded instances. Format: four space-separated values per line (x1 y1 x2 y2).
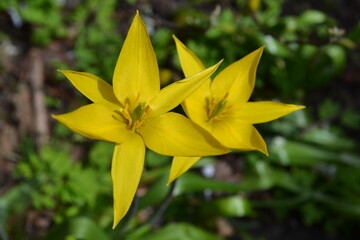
117 101 151 131
207 96 229 123
121 103 132 128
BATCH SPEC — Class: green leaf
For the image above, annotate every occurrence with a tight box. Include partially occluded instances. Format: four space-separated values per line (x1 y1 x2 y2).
45 217 110 240
138 223 221 240
208 196 252 217
348 22 360 42
145 150 171 168
0 184 32 225
269 137 360 167
323 44 346 72
138 175 170 209
88 141 114 170
303 128 356 151
174 172 242 196
318 98 340 119
240 159 299 191
299 10 327 25
262 35 290 57
341 109 360 130
311 193 360 216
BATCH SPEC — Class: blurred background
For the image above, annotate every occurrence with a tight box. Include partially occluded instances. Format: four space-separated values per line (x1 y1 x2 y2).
0 0 359 239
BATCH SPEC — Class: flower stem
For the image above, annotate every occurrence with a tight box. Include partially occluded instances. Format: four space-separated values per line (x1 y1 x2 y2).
150 179 177 229
119 191 139 233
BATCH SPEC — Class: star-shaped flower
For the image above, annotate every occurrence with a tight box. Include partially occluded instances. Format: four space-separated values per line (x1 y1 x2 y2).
52 12 228 228
168 36 305 184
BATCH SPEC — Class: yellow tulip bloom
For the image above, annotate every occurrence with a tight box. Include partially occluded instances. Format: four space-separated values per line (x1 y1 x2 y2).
52 12 228 229
168 36 305 184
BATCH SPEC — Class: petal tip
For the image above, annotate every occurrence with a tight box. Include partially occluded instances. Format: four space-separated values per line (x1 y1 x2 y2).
298 105 306 109
57 69 73 76
173 35 184 47
172 34 179 41
255 46 265 56
258 144 269 156
112 220 119 230
290 104 306 111
166 179 173 186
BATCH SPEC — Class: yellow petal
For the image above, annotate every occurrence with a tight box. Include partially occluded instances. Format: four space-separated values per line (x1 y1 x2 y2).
173 35 206 77
112 11 160 105
52 103 130 143
235 101 306 124
211 118 268 155
181 79 211 125
167 156 201 185
59 70 120 110
138 112 229 156
173 36 212 124
112 133 145 229
211 47 264 105
149 61 222 117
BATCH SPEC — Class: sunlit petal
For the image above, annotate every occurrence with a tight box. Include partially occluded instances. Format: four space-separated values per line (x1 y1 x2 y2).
234 101 306 124
168 156 201 185
149 61 222 117
59 70 120 110
173 35 206 77
173 36 212 124
211 118 268 155
211 47 264 105
138 112 229 156
181 79 210 125
112 11 160 105
111 133 145 228
52 103 130 143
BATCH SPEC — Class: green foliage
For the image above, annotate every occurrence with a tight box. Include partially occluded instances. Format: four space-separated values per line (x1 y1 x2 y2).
1 0 66 45
14 140 110 223
71 0 122 81
137 223 222 240
172 0 351 98
1 0 359 239
45 217 111 240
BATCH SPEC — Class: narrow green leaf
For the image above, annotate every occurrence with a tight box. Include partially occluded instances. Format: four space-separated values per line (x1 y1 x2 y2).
174 173 242 196
138 223 221 240
44 217 110 240
208 196 252 217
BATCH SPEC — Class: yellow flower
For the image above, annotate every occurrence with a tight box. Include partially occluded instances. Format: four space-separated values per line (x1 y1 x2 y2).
168 36 305 184
52 12 228 229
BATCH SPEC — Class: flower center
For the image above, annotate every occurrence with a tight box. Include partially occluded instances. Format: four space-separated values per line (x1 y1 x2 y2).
119 102 151 131
206 95 230 122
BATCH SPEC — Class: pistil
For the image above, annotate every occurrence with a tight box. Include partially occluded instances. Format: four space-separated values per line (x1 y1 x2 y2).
120 102 151 131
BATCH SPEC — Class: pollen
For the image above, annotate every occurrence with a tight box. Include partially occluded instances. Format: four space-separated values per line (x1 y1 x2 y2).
120 102 151 131
206 94 231 122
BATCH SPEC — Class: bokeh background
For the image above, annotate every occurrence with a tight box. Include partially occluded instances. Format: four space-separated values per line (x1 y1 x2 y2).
0 0 359 239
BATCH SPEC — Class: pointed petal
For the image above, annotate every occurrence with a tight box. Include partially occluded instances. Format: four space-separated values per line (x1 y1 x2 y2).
52 103 130 143
181 79 211 125
112 11 160 105
149 61 222 117
211 47 264 105
173 35 206 77
138 112 229 156
168 156 201 185
173 35 212 124
211 118 268 155
112 133 145 228
59 70 120 110
235 101 306 124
